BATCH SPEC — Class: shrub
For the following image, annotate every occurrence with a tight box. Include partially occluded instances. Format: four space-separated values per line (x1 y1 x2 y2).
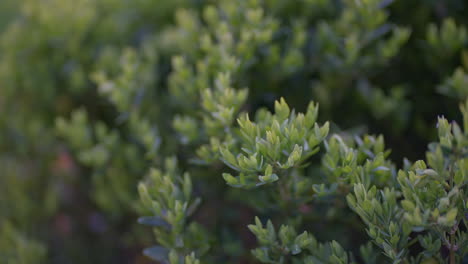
2 0 468 263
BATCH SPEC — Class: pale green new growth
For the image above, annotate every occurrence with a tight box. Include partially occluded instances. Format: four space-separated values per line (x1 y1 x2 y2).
221 99 329 188
138 158 208 263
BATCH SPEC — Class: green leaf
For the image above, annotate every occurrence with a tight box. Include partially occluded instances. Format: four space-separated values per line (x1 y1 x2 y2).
143 246 169 262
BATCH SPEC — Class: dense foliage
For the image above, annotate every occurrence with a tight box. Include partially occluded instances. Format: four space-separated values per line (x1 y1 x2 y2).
2 0 468 263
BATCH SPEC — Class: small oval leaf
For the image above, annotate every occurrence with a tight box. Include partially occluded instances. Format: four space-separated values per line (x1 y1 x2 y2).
143 246 169 262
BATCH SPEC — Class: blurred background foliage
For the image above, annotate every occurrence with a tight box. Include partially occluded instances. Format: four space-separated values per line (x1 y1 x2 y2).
1 0 468 263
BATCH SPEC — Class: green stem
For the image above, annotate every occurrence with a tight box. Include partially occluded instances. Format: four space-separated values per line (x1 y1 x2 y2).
449 232 455 264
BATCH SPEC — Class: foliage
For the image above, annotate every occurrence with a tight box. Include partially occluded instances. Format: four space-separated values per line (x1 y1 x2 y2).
2 0 468 263
138 157 209 263
0 222 46 264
